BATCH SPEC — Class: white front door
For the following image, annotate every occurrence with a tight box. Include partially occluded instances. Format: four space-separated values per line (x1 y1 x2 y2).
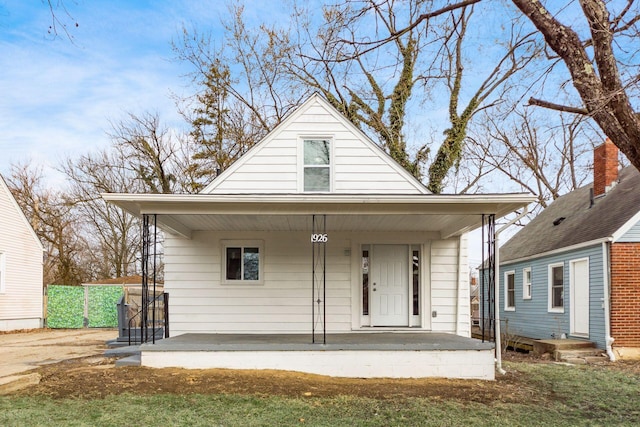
570 258 589 337
370 244 409 326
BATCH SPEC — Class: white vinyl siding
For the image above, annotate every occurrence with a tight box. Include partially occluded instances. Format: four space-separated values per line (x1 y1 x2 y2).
0 252 5 293
164 231 352 335
165 229 467 337
430 236 470 336
203 97 427 195
0 177 44 330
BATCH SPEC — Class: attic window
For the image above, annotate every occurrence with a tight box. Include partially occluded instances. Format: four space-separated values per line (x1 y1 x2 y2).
553 217 566 226
303 139 331 192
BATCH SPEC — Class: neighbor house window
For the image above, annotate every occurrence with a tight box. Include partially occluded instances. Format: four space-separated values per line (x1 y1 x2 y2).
505 271 515 311
0 252 5 293
523 267 532 300
303 139 331 192
549 263 564 312
222 241 263 284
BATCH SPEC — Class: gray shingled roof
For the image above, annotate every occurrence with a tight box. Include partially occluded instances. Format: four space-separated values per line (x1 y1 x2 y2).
500 166 640 263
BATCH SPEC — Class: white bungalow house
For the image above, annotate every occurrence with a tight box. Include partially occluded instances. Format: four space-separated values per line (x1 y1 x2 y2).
0 174 44 331
104 93 533 379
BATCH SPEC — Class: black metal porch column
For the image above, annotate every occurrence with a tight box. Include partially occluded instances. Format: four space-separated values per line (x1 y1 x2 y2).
141 214 160 344
481 214 496 344
311 214 327 344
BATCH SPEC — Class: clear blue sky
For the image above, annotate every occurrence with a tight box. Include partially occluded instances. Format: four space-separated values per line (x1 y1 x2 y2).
0 0 283 182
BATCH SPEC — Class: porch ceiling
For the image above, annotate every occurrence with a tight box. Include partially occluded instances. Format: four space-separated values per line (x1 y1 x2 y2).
103 193 535 239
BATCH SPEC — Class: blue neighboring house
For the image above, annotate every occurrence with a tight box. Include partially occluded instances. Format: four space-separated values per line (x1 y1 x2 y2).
497 140 640 360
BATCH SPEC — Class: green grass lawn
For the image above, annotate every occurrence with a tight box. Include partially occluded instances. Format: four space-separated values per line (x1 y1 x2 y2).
1 361 638 426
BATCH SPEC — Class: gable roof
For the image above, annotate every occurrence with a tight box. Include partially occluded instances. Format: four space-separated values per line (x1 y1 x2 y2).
0 174 44 251
200 92 429 195
500 165 640 263
104 93 536 239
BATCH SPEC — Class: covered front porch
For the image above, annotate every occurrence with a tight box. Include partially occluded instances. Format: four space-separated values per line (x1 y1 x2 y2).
103 192 535 380
140 332 496 380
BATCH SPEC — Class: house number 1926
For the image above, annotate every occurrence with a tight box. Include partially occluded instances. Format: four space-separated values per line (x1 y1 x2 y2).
311 233 328 243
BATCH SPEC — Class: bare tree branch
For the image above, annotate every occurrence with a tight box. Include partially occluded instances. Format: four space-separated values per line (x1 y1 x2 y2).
528 97 590 115
512 0 640 173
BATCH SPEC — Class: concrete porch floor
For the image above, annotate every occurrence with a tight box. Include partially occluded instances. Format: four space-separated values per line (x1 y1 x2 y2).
140 332 495 352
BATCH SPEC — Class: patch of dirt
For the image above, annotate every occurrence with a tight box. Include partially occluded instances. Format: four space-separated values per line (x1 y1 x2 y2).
8 352 547 404
0 328 117 378
5 331 639 403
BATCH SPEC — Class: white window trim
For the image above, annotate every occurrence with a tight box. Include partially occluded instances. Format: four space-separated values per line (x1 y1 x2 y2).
522 267 532 300
548 262 564 313
221 240 264 285
0 252 5 294
504 270 516 311
298 136 334 193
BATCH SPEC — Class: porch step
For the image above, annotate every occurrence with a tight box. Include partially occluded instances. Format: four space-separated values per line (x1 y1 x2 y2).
115 354 141 367
555 348 608 364
533 339 595 355
104 345 140 358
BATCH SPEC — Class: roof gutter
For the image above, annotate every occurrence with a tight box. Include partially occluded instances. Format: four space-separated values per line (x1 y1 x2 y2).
494 205 529 375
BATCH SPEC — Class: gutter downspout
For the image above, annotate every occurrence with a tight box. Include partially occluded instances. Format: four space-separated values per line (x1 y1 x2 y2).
602 241 616 361
494 206 529 375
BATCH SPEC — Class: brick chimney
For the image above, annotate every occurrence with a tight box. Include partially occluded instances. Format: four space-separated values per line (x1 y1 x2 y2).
593 139 619 196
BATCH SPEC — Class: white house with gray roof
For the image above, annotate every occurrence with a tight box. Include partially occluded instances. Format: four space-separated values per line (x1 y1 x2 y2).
105 93 534 379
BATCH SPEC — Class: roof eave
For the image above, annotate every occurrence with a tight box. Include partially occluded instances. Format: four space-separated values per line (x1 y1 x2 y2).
500 237 612 266
102 193 534 216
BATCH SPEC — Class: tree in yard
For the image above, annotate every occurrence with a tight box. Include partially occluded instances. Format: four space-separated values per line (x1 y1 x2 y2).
175 6 306 182
465 108 595 211
511 0 640 172
186 57 270 183
422 4 541 193
177 0 541 193
61 149 143 280
107 112 199 194
6 163 89 285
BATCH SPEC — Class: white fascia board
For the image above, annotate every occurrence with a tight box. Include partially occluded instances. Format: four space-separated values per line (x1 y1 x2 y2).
102 193 535 217
611 210 640 242
500 237 611 266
